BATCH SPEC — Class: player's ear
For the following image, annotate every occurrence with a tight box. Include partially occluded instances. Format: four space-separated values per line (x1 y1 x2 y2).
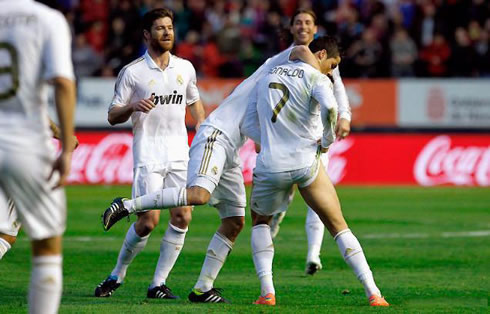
143 29 150 41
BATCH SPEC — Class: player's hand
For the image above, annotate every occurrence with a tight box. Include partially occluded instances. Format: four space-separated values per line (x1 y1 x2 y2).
132 95 156 113
48 152 72 189
69 136 79 152
335 118 351 140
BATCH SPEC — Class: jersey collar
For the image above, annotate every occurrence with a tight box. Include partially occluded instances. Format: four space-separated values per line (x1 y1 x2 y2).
144 50 175 71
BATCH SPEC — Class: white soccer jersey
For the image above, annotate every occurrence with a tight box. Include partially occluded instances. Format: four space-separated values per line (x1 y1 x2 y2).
253 61 338 173
332 67 351 121
0 0 74 155
110 51 200 167
200 46 295 148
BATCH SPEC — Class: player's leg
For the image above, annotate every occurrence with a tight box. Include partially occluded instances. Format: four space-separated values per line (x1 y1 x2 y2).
249 170 293 306
189 164 246 303
269 186 294 239
148 166 192 299
96 167 163 297
0 195 20 259
298 161 388 306
0 151 66 314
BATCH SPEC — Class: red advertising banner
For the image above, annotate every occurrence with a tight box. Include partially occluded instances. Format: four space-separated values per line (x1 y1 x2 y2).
61 132 489 186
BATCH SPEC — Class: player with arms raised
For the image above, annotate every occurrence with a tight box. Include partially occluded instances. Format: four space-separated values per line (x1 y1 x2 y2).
0 1 76 313
94 8 205 299
247 36 388 307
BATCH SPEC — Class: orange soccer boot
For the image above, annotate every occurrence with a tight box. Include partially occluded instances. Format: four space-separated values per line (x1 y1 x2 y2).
369 294 389 306
254 293 276 306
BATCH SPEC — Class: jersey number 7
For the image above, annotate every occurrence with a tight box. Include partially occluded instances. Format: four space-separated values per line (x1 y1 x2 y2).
269 82 290 123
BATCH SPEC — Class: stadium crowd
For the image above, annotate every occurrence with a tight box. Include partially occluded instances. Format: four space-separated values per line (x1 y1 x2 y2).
48 0 489 78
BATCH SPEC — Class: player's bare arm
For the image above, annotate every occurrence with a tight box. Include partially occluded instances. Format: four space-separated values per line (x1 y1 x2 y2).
49 118 79 151
188 99 205 131
108 95 156 125
49 76 76 189
335 118 351 140
289 45 321 70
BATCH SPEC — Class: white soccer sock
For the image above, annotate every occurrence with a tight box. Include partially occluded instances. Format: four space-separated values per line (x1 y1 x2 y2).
0 237 11 259
335 229 381 297
251 224 275 296
150 223 187 288
194 232 233 292
29 255 62 314
111 223 149 282
306 207 325 264
124 188 187 213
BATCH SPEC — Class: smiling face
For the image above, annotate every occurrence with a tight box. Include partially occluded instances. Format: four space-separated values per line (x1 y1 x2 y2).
290 13 318 45
145 17 174 53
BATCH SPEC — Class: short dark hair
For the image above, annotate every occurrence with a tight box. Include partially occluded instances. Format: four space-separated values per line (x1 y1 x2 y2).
290 9 317 26
309 36 339 58
142 8 173 32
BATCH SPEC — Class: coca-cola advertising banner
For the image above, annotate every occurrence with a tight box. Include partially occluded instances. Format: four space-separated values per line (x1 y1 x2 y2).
62 132 489 186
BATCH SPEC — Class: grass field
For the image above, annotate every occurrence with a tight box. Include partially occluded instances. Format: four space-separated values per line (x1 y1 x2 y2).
0 185 488 313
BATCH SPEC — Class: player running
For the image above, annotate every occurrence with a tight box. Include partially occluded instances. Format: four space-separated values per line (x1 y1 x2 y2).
0 120 78 260
267 9 352 276
100 37 321 303
247 36 388 307
0 1 76 313
93 8 205 299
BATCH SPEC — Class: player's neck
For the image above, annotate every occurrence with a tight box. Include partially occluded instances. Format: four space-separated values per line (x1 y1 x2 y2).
148 49 171 70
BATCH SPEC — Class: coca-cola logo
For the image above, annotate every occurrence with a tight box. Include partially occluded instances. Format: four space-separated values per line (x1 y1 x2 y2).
414 135 490 186
59 133 134 184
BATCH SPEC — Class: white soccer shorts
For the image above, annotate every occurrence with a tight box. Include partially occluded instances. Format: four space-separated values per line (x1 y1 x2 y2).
0 194 21 237
132 161 188 210
0 150 66 240
251 158 321 217
187 126 246 218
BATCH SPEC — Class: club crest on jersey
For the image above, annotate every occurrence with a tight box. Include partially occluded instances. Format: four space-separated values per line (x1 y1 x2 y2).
177 74 184 85
151 91 183 105
148 79 156 87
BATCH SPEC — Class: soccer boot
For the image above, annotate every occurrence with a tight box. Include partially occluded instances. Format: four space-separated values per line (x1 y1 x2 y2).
305 260 322 275
102 197 129 231
369 295 389 306
253 293 276 305
147 284 179 299
94 275 121 297
188 288 230 303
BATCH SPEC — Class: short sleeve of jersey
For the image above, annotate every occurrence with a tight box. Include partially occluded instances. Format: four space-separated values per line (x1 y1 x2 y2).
41 11 75 81
109 68 134 111
185 62 200 105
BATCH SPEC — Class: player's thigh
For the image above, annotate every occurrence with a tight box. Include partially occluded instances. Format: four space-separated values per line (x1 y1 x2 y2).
251 171 294 217
212 165 247 219
165 163 192 226
187 127 228 195
0 151 65 240
298 162 347 235
0 190 20 237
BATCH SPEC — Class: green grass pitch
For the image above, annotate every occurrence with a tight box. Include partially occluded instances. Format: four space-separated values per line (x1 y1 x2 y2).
0 185 488 313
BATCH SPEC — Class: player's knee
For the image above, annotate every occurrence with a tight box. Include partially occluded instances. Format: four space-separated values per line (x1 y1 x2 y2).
170 208 192 229
187 186 210 205
135 215 158 235
228 216 245 235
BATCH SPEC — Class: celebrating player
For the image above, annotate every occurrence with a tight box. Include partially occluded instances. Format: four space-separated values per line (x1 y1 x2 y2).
94 8 205 299
100 40 321 303
0 1 76 313
0 120 78 260
248 36 388 307
267 9 352 276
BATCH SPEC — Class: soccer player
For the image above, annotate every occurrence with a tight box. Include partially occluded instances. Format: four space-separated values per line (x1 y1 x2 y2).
248 36 388 307
0 120 78 260
0 1 76 313
101 41 321 303
94 8 205 299
267 9 352 276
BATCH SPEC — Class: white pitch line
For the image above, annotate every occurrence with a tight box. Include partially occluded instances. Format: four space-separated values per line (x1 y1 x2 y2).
361 230 490 240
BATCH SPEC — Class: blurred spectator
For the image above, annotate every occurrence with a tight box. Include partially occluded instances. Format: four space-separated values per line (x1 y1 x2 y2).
419 33 451 77
72 33 102 78
390 28 417 76
176 30 201 67
348 28 383 77
450 27 475 77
